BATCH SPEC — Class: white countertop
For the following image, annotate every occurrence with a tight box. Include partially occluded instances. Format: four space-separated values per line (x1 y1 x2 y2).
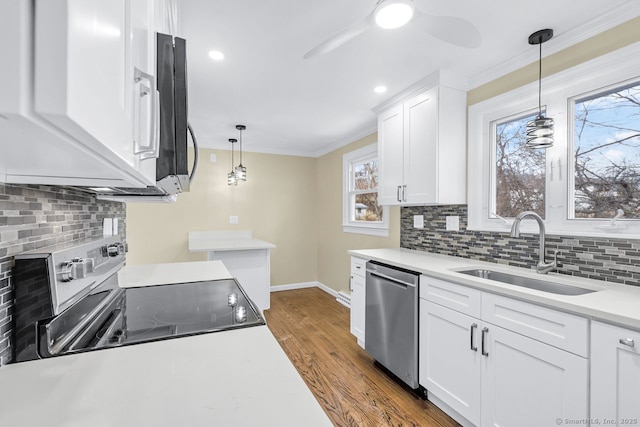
118 260 233 288
188 230 276 252
349 248 640 331
0 326 331 426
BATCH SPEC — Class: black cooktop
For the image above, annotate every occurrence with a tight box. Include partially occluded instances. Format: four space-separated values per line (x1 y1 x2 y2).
123 279 265 345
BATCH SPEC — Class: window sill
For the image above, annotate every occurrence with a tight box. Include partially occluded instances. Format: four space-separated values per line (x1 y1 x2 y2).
342 224 389 237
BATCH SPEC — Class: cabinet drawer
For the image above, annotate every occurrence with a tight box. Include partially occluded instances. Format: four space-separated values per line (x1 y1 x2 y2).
420 276 482 319
351 257 367 278
482 293 588 357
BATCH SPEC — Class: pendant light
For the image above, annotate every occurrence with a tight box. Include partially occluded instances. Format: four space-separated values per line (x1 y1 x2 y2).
234 125 247 181
227 138 238 186
526 29 554 149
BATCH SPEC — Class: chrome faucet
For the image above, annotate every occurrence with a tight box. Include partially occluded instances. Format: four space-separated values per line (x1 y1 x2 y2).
510 211 559 274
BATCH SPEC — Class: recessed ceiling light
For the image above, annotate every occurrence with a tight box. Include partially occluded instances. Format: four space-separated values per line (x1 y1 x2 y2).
208 50 225 61
374 0 415 29
374 86 387 94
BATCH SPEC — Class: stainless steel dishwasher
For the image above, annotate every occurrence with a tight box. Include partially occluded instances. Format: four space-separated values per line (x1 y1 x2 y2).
365 261 420 389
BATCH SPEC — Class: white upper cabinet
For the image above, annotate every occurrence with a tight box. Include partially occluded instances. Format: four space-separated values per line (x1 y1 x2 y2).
375 72 467 206
0 0 159 187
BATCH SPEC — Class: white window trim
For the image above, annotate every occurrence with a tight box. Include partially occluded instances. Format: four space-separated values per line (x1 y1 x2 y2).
468 41 640 239
342 143 389 237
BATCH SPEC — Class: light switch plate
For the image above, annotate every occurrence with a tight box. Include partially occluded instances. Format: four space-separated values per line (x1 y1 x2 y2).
446 216 460 231
229 216 239 225
413 215 424 229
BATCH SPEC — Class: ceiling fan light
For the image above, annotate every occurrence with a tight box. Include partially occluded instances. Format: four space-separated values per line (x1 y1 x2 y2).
375 0 415 29
526 116 554 148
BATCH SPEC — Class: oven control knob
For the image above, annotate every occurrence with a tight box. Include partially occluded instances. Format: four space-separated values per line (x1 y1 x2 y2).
107 244 120 257
60 261 75 282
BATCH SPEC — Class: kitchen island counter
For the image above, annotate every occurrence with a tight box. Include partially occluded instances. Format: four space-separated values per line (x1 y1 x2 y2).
118 260 233 288
188 231 275 310
0 325 331 426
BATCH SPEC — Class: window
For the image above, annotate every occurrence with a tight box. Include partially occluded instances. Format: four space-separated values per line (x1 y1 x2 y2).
571 82 640 219
469 42 640 238
343 144 389 236
494 111 546 218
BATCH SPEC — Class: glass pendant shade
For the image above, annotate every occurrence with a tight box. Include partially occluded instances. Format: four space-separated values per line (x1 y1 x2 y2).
235 124 247 181
527 28 554 149
227 171 238 186
235 164 246 181
228 138 238 186
526 115 554 148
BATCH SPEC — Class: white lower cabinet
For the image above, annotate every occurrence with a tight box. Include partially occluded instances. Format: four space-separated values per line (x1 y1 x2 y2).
481 323 588 427
419 276 588 427
420 299 481 424
591 321 640 425
349 257 367 348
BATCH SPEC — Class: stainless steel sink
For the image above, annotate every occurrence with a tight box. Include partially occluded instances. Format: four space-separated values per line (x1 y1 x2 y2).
458 269 598 296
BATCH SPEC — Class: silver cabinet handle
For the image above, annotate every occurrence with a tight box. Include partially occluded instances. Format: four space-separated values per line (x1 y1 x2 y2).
402 184 407 202
481 327 489 357
396 185 401 202
470 323 478 352
349 276 353 292
620 338 635 347
133 68 160 160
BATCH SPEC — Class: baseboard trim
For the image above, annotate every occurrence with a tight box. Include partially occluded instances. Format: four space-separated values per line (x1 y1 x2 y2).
270 281 338 298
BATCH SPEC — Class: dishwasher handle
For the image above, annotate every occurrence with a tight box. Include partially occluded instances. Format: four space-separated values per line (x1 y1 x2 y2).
367 270 416 288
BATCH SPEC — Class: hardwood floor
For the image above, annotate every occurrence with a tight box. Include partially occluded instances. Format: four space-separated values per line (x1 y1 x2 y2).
265 287 460 427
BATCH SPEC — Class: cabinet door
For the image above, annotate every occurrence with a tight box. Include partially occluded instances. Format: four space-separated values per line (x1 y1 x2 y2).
404 88 438 204
350 274 366 348
378 104 404 205
34 0 136 170
130 0 159 183
481 325 588 427
420 300 481 425
591 321 640 425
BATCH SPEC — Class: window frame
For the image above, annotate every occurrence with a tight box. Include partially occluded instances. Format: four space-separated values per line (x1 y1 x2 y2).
342 143 389 237
468 42 640 238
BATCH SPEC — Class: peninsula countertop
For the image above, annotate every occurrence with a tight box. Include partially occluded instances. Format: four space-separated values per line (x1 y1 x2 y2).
118 260 233 288
349 247 640 331
0 326 332 426
188 230 276 252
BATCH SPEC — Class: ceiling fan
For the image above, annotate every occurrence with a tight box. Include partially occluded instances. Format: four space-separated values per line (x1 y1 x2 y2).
304 0 482 59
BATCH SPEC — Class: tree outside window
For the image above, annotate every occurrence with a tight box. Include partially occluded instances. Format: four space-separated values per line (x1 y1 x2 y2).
342 144 389 236
494 113 546 218
573 82 640 219
351 157 383 223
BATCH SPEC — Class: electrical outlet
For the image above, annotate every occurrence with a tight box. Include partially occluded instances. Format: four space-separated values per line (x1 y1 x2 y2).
229 216 239 225
445 216 460 231
210 154 217 162
413 215 424 229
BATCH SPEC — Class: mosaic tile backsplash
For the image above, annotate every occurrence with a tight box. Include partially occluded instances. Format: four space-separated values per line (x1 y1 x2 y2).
401 205 640 287
0 184 125 365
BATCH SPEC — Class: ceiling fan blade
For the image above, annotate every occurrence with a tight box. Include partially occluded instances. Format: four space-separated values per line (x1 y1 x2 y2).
304 12 375 59
412 10 481 48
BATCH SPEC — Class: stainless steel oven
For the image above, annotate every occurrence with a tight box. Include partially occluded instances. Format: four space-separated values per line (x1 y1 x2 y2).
12 236 264 363
365 261 420 389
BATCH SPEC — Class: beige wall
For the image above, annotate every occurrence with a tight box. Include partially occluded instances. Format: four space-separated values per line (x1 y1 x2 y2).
126 148 318 286
127 133 399 293
316 133 400 292
468 16 640 105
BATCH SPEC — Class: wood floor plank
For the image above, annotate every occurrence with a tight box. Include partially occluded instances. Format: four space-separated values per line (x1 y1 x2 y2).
265 287 460 427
